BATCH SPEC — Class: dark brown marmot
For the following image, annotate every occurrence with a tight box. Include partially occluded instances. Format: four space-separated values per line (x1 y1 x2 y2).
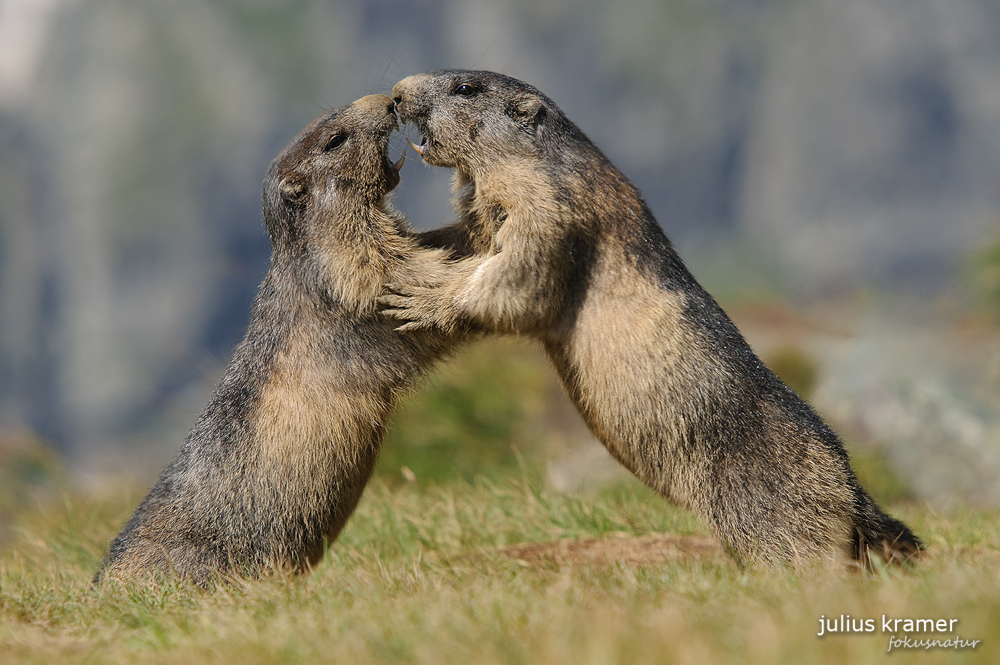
96 95 458 584
385 70 921 568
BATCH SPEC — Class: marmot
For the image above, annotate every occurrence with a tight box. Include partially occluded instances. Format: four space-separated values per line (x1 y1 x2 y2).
384 70 921 567
96 95 459 584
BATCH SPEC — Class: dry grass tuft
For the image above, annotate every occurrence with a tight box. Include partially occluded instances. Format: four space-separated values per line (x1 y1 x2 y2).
498 533 725 569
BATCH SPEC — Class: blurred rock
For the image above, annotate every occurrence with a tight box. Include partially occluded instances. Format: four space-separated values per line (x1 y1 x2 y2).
810 301 1000 507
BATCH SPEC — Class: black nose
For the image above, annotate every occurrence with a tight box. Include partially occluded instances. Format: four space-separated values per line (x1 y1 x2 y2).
386 99 396 114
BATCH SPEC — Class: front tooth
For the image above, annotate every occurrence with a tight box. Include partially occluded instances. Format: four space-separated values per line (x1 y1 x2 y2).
406 137 425 156
391 152 406 171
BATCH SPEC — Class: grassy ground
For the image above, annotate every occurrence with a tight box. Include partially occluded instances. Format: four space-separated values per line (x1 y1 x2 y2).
0 475 997 664
2 338 998 663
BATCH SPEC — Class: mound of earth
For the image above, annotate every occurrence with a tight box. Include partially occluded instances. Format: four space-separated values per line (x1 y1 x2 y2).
498 533 725 568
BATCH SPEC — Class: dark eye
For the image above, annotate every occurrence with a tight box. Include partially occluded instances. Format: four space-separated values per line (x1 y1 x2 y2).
324 133 347 151
454 83 477 97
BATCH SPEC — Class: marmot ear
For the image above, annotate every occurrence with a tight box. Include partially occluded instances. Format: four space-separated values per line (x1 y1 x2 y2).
513 93 545 125
279 174 308 205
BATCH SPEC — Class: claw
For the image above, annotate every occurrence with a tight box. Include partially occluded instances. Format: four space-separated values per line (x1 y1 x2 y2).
378 294 407 308
396 321 426 333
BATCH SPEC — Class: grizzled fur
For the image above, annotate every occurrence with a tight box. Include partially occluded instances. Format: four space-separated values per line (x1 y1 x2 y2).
385 70 921 568
96 95 458 584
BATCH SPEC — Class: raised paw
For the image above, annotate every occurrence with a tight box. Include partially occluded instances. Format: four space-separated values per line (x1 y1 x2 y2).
378 285 457 333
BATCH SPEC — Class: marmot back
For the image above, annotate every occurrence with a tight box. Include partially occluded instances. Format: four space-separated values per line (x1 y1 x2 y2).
96 95 461 584
385 70 921 568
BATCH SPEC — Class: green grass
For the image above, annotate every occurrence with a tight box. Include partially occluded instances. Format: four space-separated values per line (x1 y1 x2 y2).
1 475 998 664
377 338 553 485
971 226 1000 317
3 337 998 663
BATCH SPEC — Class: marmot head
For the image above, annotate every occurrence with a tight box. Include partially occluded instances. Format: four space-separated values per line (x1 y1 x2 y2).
392 70 576 178
262 94 403 250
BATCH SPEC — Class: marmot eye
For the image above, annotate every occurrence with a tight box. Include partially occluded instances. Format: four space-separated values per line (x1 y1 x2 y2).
455 83 477 97
323 133 347 151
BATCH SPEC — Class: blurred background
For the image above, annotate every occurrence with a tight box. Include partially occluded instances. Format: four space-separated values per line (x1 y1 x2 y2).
1 0 999 514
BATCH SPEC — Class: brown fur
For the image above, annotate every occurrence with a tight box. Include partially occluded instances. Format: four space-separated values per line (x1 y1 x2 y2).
95 95 462 584
385 70 921 568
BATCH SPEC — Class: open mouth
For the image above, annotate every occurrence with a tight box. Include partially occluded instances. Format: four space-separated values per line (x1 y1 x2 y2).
383 149 405 191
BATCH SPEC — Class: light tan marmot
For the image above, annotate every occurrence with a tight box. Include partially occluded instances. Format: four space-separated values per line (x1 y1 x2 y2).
385 70 920 568
96 95 460 584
